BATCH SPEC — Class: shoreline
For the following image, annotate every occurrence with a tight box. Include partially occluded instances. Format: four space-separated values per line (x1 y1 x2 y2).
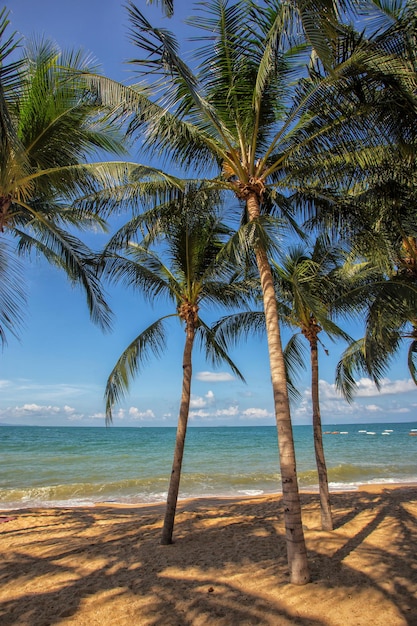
1 484 416 625
2 479 417 513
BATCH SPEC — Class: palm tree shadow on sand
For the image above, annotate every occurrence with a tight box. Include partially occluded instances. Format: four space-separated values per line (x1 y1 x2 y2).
0 487 416 625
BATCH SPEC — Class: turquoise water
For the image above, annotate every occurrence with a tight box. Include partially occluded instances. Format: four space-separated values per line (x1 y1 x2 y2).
0 423 416 509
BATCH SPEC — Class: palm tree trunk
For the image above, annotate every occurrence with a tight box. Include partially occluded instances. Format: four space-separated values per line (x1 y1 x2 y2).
310 338 333 531
247 193 310 585
161 323 194 545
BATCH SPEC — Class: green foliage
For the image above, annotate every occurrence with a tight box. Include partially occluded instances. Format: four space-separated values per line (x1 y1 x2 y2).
102 187 251 423
0 9 181 340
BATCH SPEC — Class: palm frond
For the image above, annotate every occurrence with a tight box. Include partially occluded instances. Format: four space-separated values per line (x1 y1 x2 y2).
335 337 367 402
14 211 113 331
0 239 26 345
198 318 246 383
146 0 174 18
408 339 417 385
105 317 172 423
212 311 266 347
283 333 306 403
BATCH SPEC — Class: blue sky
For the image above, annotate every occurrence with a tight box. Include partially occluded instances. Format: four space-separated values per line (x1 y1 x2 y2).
2 0 417 427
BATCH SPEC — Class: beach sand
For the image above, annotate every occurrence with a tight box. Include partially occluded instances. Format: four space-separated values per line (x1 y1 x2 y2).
0 485 416 625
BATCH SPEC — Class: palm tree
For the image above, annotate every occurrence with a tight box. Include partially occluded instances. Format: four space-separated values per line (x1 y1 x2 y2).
330 0 417 397
0 10 180 340
336 264 417 400
272 237 353 530
102 188 248 544
213 236 356 531
82 0 416 583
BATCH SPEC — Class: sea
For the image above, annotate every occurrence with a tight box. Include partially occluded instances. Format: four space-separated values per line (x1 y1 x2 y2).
1 422 416 510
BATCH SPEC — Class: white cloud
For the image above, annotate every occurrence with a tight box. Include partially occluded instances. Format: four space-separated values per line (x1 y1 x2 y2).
9 403 61 416
318 380 343 400
242 407 273 419
195 371 235 382
67 414 85 422
292 374 417 425
319 377 417 401
190 390 215 408
369 378 417 395
190 396 206 408
128 407 155 420
190 404 270 422
91 412 106 420
0 402 87 424
215 405 239 416
189 409 210 418
189 405 241 421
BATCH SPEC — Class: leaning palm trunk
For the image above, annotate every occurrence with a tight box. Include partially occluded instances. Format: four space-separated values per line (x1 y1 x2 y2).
310 336 333 531
161 322 195 545
247 194 309 584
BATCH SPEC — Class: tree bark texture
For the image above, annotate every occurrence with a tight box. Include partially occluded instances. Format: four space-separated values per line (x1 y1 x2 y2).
310 338 333 531
161 324 194 545
247 193 310 584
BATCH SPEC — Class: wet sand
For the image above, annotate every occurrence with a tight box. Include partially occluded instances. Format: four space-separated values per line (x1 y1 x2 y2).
0 485 416 625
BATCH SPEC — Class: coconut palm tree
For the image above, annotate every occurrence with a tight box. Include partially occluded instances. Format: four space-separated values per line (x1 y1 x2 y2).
0 10 180 340
102 188 249 544
80 0 417 583
272 237 354 530
213 236 356 530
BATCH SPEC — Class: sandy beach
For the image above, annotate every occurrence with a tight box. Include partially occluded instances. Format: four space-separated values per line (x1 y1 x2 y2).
0 485 416 625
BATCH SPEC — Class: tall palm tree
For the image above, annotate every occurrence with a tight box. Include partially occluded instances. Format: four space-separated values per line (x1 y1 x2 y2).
82 0 416 583
273 237 353 530
213 236 357 531
0 10 179 339
102 189 248 544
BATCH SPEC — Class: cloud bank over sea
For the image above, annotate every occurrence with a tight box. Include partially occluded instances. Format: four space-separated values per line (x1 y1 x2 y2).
1 373 416 426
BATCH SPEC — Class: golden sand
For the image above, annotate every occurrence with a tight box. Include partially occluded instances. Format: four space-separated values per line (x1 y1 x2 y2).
0 485 416 625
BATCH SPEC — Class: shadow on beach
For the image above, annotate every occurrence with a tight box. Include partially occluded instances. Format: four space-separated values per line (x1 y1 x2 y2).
0 487 416 625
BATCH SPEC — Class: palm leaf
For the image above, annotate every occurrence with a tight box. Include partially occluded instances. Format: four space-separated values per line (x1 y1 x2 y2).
198 318 246 383
105 317 172 423
0 239 26 345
